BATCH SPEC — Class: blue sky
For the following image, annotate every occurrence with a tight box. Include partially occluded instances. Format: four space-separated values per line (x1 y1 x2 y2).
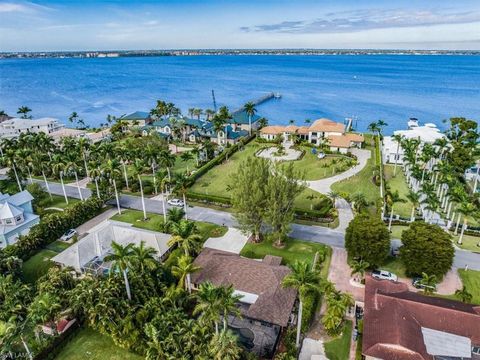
1 0 479 51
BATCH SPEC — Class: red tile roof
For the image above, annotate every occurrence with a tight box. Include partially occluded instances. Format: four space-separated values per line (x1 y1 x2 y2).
191 248 297 327
363 276 480 360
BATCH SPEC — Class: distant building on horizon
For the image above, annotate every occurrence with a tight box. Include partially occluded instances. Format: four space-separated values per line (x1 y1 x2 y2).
0 117 64 139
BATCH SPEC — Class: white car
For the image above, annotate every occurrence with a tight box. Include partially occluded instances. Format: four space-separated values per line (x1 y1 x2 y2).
167 198 184 207
60 229 77 241
372 269 398 282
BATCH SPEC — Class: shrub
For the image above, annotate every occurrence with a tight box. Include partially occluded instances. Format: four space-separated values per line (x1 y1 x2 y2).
400 222 454 278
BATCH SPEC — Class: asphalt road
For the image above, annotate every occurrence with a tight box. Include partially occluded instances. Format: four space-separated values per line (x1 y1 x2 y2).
37 179 480 271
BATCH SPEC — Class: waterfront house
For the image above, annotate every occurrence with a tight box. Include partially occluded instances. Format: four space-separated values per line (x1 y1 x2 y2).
0 190 39 248
119 111 153 127
382 119 447 164
328 133 364 154
191 248 297 358
362 276 480 360
228 110 261 133
52 221 172 274
0 117 64 139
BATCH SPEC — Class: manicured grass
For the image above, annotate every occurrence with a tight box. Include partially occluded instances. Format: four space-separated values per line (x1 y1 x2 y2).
240 236 331 267
110 209 228 239
331 146 381 211
458 269 480 304
54 327 143 360
452 233 480 252
381 256 407 279
384 165 412 219
45 240 72 252
282 148 355 181
189 141 332 212
324 320 352 360
21 249 58 283
390 225 408 239
41 194 80 210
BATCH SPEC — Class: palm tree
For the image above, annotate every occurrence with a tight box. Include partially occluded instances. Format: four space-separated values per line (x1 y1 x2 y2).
180 151 193 173
158 149 176 182
218 285 242 330
171 254 200 293
174 172 190 219
367 122 380 144
168 220 202 256
376 119 388 137
157 169 170 223
33 152 52 200
327 190 340 207
88 162 102 198
4 149 22 191
243 102 257 135
386 190 405 230
104 242 135 300
205 109 215 120
419 272 437 295
77 137 90 178
282 261 321 348
350 259 369 282
131 241 157 274
52 155 69 204
65 158 84 201
102 159 122 214
17 106 32 119
194 282 223 334
131 159 148 220
456 201 477 244
455 285 472 303
392 134 403 176
351 192 368 213
406 190 420 222
209 330 242 360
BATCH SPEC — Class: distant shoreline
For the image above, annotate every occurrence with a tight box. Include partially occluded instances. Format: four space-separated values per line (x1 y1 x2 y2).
1 49 480 60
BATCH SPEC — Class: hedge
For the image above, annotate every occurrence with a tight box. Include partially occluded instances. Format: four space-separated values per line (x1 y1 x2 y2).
3 197 105 260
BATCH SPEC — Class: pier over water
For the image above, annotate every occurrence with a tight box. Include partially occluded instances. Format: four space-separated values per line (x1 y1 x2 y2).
231 92 280 114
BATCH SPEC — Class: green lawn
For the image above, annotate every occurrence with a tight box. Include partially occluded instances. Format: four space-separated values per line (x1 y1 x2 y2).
45 194 80 209
384 165 412 219
21 249 58 283
282 148 356 181
45 240 72 252
54 327 143 360
324 320 352 360
452 233 480 252
382 256 407 279
458 269 480 304
331 145 381 212
110 209 228 239
189 141 333 212
240 236 331 268
390 225 408 239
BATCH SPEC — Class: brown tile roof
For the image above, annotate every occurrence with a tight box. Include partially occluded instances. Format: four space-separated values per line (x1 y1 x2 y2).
297 126 310 135
260 125 285 135
191 248 297 327
309 118 345 133
327 133 364 148
363 276 480 360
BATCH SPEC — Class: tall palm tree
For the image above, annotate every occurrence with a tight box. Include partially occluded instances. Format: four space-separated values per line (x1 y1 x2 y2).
157 169 170 222
168 220 202 256
88 162 102 198
243 102 257 136
419 272 437 295
32 152 52 200
52 155 69 204
180 151 194 174
392 134 403 176
194 282 223 335
4 149 22 191
132 159 147 220
131 241 157 274
386 190 405 230
77 137 90 178
17 106 32 119
158 149 176 182
102 159 122 214
218 285 242 331
65 160 83 201
376 119 388 137
104 242 135 301
174 172 190 219
406 190 420 222
456 201 477 244
282 261 321 348
171 254 200 293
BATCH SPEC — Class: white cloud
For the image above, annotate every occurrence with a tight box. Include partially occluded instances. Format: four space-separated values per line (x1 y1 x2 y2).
0 3 29 12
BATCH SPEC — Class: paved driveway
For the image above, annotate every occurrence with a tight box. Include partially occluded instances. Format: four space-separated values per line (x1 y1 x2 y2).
203 228 248 254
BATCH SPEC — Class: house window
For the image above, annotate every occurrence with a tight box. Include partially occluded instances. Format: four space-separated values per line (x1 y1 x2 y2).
5 219 12 224
472 346 480 355
15 216 22 222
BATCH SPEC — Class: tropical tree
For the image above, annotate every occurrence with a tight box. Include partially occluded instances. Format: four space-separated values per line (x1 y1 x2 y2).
282 261 321 348
17 106 32 119
65 158 83 201
173 172 190 219
456 201 477 244
351 192 368 213
406 190 420 222
51 154 69 204
243 102 257 135
386 190 405 230
350 259 370 282
171 255 200 293
88 162 102 198
168 220 202 256
209 330 242 360
132 159 147 220
419 272 437 295
104 242 135 300
392 134 403 176
455 286 473 303
180 151 193 173
193 282 223 335
131 241 157 274
102 159 122 214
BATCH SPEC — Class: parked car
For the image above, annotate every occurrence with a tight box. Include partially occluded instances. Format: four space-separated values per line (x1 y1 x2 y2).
60 229 77 241
167 198 184 207
391 247 400 257
372 269 398 282
412 277 437 292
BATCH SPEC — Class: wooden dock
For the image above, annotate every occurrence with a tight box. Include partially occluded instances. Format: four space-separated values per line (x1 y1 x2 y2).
231 92 280 114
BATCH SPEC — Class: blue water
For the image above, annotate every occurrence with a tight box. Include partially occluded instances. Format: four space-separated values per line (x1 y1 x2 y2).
1 55 479 134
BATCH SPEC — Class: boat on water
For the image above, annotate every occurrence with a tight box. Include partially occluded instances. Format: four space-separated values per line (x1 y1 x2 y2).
274 92 282 99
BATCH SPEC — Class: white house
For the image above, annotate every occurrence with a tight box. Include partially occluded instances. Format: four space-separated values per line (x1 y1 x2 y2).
383 119 447 164
0 190 40 248
0 117 64 139
52 220 173 274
